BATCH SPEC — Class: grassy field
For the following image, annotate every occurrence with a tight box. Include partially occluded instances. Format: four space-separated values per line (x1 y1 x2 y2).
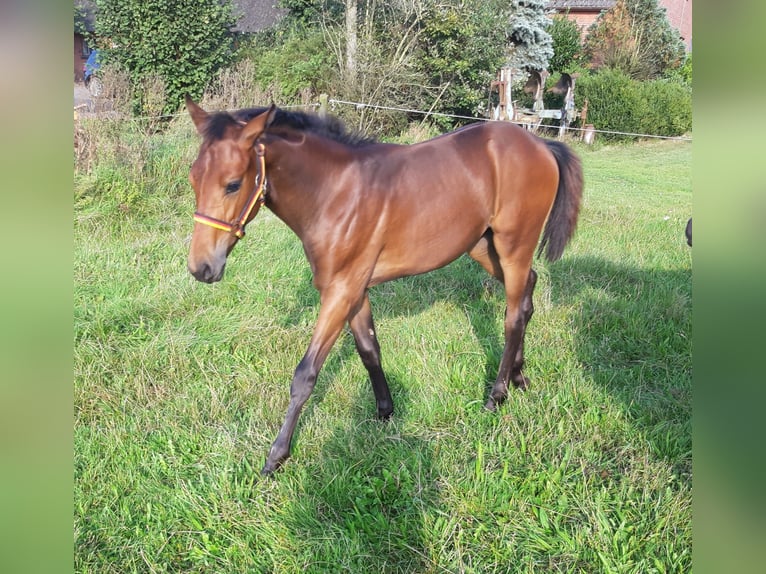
74 119 691 573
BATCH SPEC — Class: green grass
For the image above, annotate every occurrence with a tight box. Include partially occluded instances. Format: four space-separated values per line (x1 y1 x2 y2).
74 123 691 573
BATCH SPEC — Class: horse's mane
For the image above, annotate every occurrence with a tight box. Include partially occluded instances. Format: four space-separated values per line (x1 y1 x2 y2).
202 106 377 148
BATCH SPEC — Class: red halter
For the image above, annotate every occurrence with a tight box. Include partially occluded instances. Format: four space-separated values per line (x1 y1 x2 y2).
193 143 267 239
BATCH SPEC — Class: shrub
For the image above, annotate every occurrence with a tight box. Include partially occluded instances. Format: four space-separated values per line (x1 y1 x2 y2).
639 79 692 136
575 68 691 139
95 0 237 116
575 68 645 137
202 60 280 111
242 28 336 102
583 0 685 80
666 51 692 86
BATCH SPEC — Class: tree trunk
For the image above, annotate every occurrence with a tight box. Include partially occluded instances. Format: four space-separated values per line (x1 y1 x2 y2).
345 0 357 84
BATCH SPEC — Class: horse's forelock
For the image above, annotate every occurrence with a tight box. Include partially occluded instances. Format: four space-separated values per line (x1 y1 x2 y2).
201 112 241 142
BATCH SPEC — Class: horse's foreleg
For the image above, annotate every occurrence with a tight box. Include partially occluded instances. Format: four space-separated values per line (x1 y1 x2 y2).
349 291 393 419
486 313 524 410
261 291 352 475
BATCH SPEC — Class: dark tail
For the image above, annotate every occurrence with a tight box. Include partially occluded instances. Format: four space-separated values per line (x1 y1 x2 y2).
537 140 584 262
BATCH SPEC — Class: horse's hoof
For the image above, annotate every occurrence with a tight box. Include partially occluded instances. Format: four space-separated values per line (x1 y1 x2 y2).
510 369 530 390
377 407 394 420
260 466 274 477
484 398 498 412
260 460 280 476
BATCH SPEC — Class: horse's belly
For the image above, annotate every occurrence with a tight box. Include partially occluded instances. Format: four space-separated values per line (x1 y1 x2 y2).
369 223 484 285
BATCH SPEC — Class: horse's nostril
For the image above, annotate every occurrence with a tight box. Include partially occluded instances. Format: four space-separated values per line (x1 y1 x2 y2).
189 261 224 283
190 262 211 283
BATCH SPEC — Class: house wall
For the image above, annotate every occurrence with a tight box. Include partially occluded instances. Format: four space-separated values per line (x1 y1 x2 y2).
659 0 692 50
554 1 692 50
565 11 606 36
547 1 615 39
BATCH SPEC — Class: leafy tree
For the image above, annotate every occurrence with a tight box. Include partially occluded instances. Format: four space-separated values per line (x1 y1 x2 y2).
548 12 582 72
417 0 509 124
583 0 684 80
74 4 89 35
507 0 553 71
279 0 341 25
243 27 336 100
94 0 238 115
274 1 509 128
256 0 560 127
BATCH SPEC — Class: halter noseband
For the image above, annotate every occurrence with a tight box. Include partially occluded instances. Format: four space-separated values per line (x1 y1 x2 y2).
193 143 267 239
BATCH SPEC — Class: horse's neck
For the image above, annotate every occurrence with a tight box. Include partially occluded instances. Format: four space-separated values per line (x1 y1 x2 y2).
264 138 349 236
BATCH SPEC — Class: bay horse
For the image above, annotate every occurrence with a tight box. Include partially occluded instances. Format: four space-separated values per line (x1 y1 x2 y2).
184 98 583 474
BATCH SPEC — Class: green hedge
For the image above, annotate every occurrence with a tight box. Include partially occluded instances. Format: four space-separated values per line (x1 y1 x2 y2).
574 68 691 139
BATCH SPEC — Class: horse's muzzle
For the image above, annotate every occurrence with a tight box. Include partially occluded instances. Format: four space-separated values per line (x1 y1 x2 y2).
189 261 225 283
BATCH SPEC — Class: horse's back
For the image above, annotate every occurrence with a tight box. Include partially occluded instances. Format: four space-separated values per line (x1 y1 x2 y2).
365 122 559 284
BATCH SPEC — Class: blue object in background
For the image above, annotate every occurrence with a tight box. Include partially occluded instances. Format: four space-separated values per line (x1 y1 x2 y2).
84 49 100 82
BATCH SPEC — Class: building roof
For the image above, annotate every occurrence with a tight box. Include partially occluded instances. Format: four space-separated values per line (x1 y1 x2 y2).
546 1 616 10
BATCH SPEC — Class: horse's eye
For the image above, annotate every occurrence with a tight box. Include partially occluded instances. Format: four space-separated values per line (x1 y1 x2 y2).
225 181 241 194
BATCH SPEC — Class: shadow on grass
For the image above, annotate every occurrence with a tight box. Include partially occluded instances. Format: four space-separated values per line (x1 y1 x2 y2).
548 255 692 477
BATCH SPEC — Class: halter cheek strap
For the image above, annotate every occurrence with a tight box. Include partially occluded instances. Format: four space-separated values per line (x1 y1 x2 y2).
193 143 267 239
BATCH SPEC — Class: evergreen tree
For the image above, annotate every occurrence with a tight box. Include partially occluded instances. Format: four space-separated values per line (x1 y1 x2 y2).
507 0 553 71
548 13 582 72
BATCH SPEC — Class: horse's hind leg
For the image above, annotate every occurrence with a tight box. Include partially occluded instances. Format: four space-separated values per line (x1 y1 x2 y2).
468 230 505 283
349 291 393 419
509 269 537 391
483 232 540 411
468 233 537 397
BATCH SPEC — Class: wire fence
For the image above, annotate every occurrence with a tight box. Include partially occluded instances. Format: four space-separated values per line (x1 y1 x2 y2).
75 94 692 142
326 98 692 142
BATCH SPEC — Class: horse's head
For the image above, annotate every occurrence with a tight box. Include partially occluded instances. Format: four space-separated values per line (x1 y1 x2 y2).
185 98 276 283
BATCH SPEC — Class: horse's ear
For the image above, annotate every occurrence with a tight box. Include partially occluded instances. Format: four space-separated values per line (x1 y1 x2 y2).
240 104 278 148
185 96 209 134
